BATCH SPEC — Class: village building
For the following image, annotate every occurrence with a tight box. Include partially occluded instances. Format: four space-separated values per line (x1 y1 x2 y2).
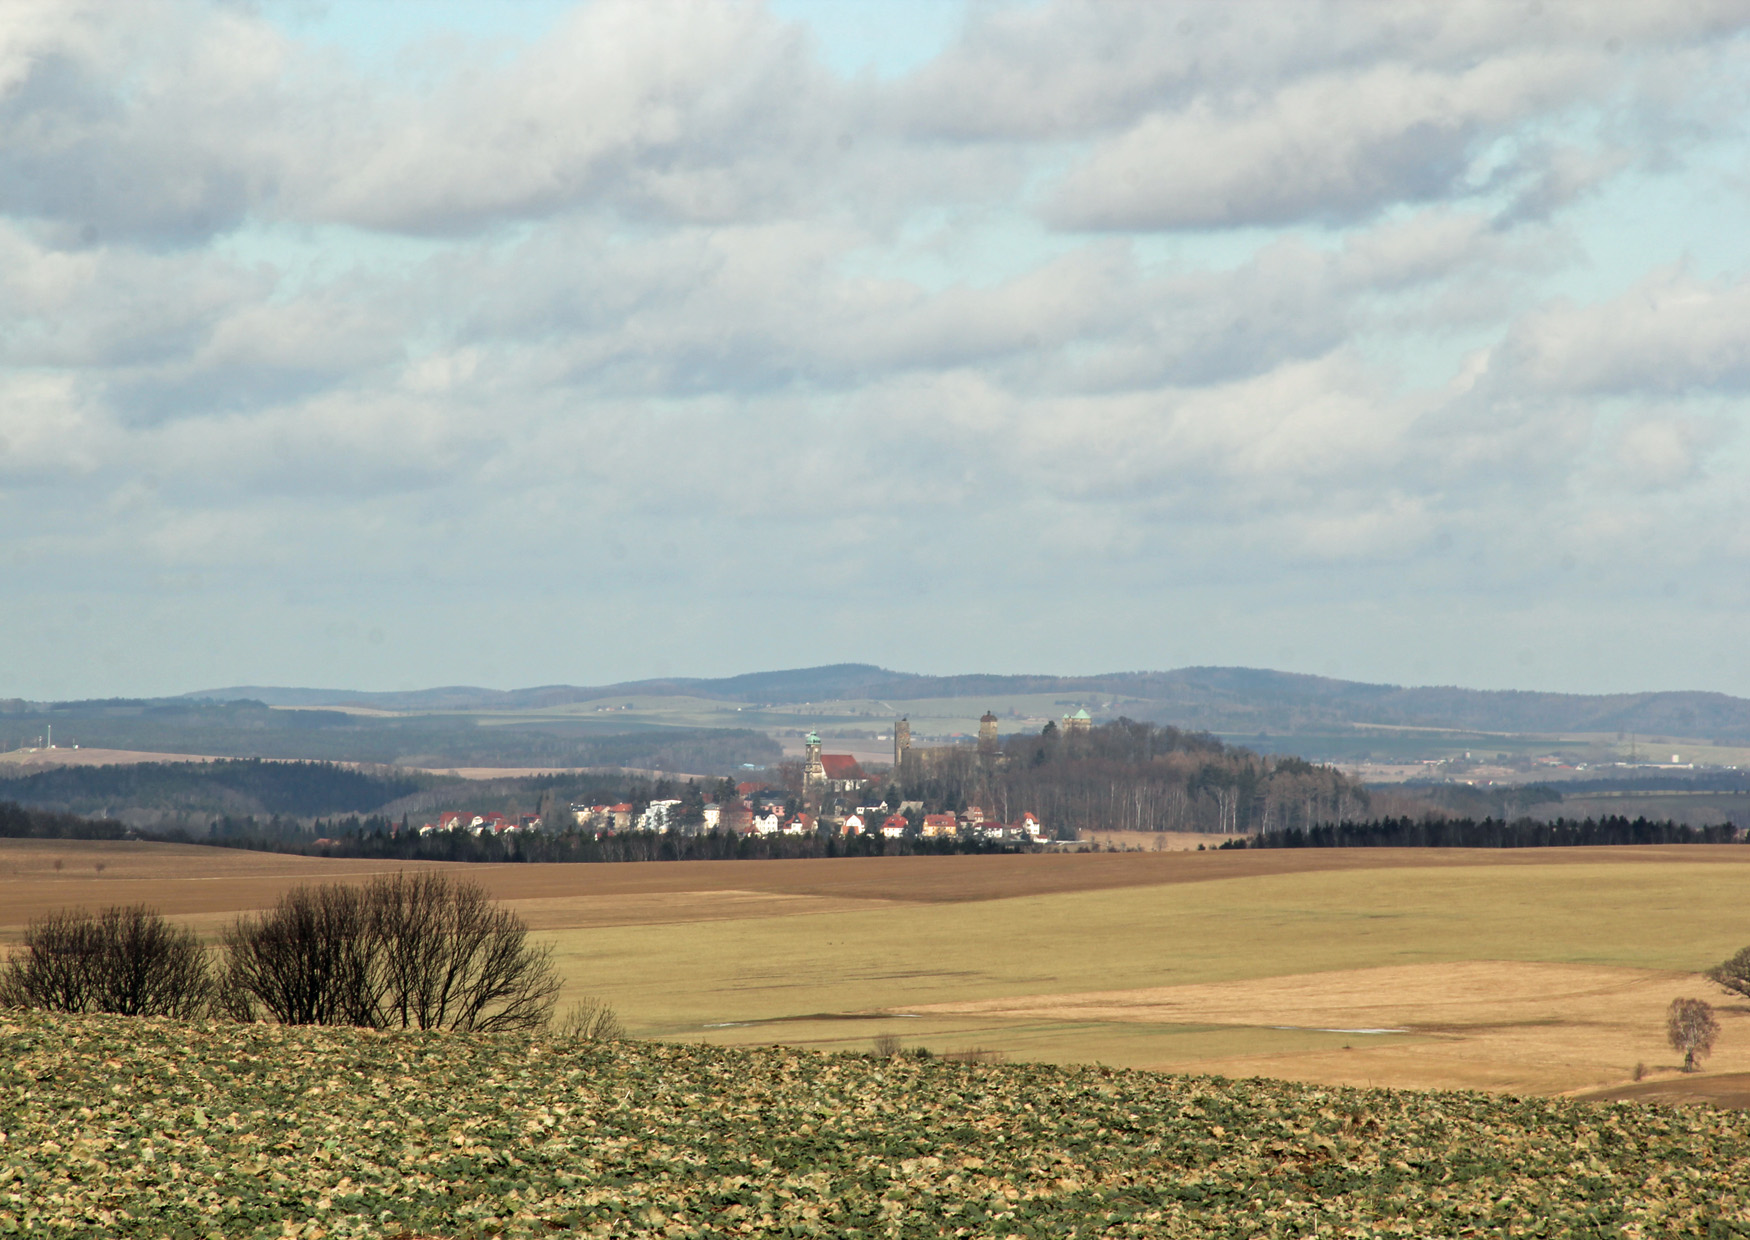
637 799 683 832
921 812 958 838
803 731 870 802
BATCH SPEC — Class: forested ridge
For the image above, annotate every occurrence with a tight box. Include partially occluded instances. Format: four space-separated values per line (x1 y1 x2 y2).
0 759 433 820
0 699 780 772
889 718 1369 835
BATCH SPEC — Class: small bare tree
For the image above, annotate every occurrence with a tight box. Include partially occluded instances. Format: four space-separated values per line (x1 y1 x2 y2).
1706 946 1750 1000
1 906 212 1018
369 872 561 1033
1667 997 1720 1072
220 884 378 1026
0 909 99 1012
90 906 214 1017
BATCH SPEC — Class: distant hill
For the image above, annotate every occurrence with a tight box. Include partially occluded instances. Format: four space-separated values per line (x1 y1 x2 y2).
182 664 1750 742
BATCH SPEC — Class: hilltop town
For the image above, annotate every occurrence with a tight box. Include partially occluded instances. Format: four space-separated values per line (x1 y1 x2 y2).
416 714 1059 843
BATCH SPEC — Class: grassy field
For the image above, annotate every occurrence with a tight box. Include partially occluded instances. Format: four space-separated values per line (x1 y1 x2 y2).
5 841 1750 1100
7 1011 1750 1239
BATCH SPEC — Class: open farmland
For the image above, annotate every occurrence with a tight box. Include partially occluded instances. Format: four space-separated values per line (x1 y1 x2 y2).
6 1011 1750 1239
5 841 1750 1100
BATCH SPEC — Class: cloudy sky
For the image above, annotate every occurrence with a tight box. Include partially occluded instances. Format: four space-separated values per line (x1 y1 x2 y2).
3 0 1749 700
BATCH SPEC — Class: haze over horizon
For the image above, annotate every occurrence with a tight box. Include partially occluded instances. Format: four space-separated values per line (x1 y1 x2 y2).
4 2 1748 701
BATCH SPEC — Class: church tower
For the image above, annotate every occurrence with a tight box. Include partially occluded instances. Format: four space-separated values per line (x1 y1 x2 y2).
803 730 825 799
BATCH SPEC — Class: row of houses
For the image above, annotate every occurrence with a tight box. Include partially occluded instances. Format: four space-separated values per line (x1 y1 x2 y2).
417 810 545 836
418 801 1046 842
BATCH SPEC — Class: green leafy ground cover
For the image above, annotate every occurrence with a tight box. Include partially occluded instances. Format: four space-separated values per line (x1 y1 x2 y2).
4 1013 1749 1239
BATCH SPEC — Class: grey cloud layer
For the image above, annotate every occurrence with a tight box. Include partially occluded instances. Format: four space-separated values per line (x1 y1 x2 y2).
2 0 1748 696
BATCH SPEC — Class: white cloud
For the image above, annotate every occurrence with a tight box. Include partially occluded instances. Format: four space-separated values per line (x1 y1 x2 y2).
1494 267 1750 394
2 0 1749 697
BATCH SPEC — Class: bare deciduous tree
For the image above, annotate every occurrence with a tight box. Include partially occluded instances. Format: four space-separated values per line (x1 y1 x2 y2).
1 906 212 1018
1667 997 1720 1072
0 909 98 1013
221 873 561 1033
221 883 378 1026
370 872 561 1033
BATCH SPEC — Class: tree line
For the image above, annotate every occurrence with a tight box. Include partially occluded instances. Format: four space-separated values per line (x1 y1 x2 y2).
1234 816 1742 849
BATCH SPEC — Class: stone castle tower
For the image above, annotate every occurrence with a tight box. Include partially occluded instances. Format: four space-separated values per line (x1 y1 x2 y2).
893 718 911 770
978 710 999 755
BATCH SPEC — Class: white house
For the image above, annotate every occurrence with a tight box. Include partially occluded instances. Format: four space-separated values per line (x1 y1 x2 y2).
638 799 683 832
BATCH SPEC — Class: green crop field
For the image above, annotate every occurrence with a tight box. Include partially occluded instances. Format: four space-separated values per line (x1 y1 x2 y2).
6 1010 1750 1239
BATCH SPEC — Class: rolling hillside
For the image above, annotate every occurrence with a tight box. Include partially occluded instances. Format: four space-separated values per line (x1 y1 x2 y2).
182 664 1750 743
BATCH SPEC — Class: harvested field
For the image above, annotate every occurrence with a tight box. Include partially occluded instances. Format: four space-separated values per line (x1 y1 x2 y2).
1078 829 1246 850
7 839 1750 1098
0 746 225 771
8 838 1750 926
905 961 1750 1095
1577 1071 1750 1109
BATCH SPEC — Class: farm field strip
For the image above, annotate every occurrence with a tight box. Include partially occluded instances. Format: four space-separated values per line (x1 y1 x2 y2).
8 840 1750 1097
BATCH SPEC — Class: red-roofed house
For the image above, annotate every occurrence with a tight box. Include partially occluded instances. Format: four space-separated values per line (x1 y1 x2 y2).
921 813 958 839
880 815 909 839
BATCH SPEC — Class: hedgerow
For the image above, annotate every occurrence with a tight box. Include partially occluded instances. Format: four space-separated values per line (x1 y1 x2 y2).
4 1011 1749 1238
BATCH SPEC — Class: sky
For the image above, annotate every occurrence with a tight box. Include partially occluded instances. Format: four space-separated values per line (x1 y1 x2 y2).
3 0 1749 701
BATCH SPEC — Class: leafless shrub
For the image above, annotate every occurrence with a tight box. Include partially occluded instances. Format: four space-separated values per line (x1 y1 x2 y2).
1632 1061 1647 1082
0 906 212 1018
872 1033 902 1058
556 996 624 1043
221 873 561 1033
221 883 377 1026
941 1047 1006 1065
1667 997 1720 1072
